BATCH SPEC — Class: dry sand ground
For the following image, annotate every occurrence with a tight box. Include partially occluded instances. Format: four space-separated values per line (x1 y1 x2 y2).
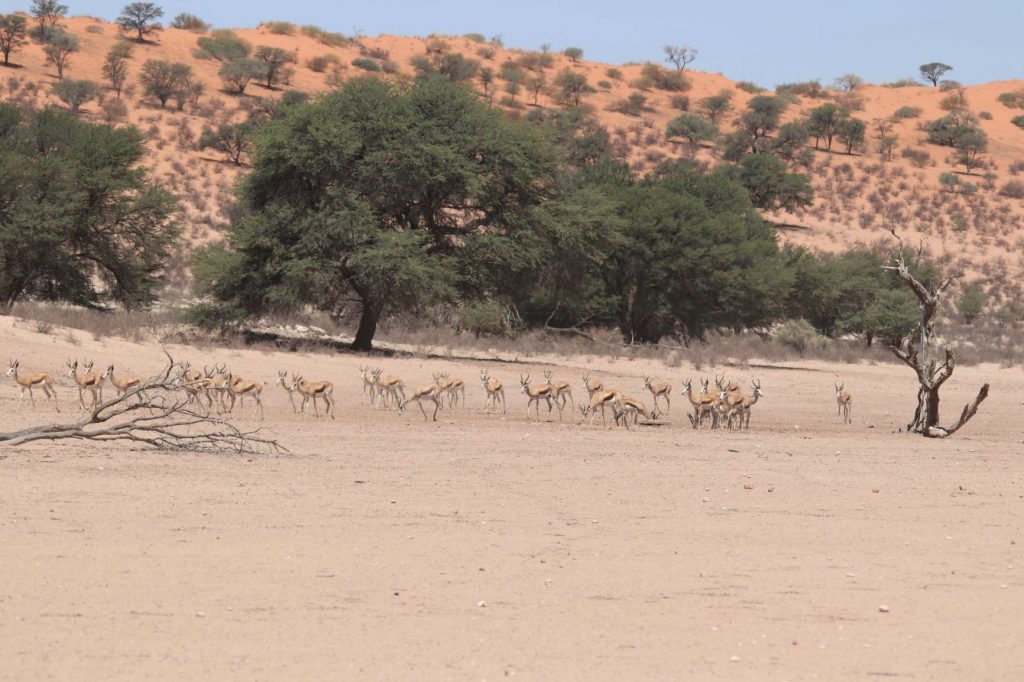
1 315 1023 680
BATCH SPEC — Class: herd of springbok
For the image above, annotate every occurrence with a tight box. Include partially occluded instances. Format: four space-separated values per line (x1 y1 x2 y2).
5 358 854 430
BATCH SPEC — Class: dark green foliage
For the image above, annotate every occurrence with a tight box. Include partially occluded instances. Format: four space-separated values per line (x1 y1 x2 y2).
920 62 952 86
923 110 977 146
52 78 99 112
218 58 263 94
193 77 560 350
195 30 251 62
666 112 717 144
0 14 28 66
140 59 191 106
736 81 765 94
1012 115 1024 129
957 284 987 324
0 105 178 310
170 13 208 31
42 29 77 79
198 121 254 165
733 153 814 211
117 2 163 43
951 125 988 174
772 122 811 164
721 95 788 160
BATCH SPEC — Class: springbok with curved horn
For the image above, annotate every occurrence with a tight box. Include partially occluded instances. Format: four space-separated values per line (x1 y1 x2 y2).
641 375 671 414
836 382 852 423
103 364 144 401
399 379 444 422
276 370 299 413
291 373 335 419
480 370 506 414
581 373 603 400
66 359 104 411
7 359 59 411
520 374 556 421
544 371 574 412
681 379 716 429
220 373 266 419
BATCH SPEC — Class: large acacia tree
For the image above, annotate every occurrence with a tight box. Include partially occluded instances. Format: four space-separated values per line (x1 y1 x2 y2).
0 105 178 310
195 76 559 350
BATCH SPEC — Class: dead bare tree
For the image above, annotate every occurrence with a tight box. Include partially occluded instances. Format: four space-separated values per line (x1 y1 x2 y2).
883 230 989 438
0 352 286 454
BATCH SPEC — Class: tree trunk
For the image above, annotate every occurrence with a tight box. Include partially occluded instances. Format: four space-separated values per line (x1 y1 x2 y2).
351 304 378 352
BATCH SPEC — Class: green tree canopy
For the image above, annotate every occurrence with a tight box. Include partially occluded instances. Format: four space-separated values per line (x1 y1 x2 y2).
0 105 178 310
117 2 163 43
0 14 28 66
193 77 560 350
920 62 952 86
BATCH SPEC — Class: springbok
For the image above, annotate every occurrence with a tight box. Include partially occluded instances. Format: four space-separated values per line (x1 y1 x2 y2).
291 373 335 419
359 366 376 405
276 370 299 413
372 369 405 410
611 395 655 430
580 388 621 427
399 380 444 422
581 373 603 400
544 371 574 412
220 373 265 419
103 364 144 401
6 359 59 411
681 379 716 429
721 380 764 430
641 375 671 414
836 382 852 424
520 374 556 421
480 370 506 414
66 359 104 411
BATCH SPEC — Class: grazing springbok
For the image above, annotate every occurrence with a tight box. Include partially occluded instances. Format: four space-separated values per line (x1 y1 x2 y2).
836 382 852 424
579 388 621 427
611 395 655 430
6 359 59 411
399 380 444 422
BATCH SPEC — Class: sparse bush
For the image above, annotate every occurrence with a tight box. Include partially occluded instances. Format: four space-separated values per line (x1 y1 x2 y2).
117 2 164 43
774 319 829 355
605 67 622 80
1012 115 1024 130
300 25 352 48
170 13 208 32
198 121 254 165
196 30 251 62
597 80 611 89
776 80 827 98
881 78 922 88
255 45 295 88
218 59 263 94
262 21 296 35
463 32 485 43
42 29 78 80
563 46 583 62
0 14 28 66
100 96 128 123
307 54 340 73
736 80 765 94
998 180 1024 199
979 111 992 120
997 92 1024 108
140 59 192 107
85 24 103 34
641 62 690 91
352 57 380 72
891 105 922 120
52 78 98 112
670 94 690 111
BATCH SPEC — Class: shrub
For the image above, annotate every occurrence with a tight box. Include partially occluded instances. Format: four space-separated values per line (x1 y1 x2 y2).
195 30 251 62
979 111 992 120
300 25 352 48
774 319 829 354
307 54 340 72
262 21 296 35
563 46 583 62
998 180 1024 199
352 57 380 72
670 94 689 111
85 24 103 34
736 80 765 94
459 301 508 337
997 92 1024 108
100 96 128 123
891 105 922 120
597 80 611 89
882 78 922 88
938 172 961 191
52 78 99 112
218 59 264 94
901 147 931 168
463 32 485 43
171 13 208 32
641 62 690 91
1012 115 1024 130
605 67 623 80
776 80 827 98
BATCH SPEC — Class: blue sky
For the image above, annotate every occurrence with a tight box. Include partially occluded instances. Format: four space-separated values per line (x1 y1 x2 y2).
48 0 1024 86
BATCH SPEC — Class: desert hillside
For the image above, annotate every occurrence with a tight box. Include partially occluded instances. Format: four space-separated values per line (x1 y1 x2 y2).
4 14 1024 299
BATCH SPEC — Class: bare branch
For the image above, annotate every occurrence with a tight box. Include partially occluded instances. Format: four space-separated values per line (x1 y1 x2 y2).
0 356 287 454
